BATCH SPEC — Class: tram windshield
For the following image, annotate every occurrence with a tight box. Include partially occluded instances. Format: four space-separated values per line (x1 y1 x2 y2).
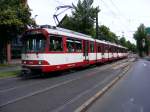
22 34 46 53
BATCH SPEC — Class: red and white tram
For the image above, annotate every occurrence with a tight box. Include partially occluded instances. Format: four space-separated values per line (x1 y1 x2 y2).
21 25 128 74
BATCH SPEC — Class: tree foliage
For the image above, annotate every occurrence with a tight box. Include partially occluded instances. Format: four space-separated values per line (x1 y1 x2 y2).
98 25 119 43
0 0 34 41
119 37 137 52
0 0 34 63
58 0 99 35
119 37 127 47
134 24 149 56
126 40 136 52
98 25 136 52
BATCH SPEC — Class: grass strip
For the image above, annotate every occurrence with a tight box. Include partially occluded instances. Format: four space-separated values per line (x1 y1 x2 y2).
0 64 16 67
0 71 20 78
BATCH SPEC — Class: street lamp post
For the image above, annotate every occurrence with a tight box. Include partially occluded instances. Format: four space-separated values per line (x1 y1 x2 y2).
96 12 99 39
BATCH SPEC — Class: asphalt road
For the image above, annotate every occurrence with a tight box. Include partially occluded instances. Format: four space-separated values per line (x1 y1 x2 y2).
87 59 150 112
0 59 131 112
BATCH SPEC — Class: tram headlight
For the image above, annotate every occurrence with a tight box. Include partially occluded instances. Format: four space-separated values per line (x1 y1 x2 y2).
38 61 42 65
23 61 26 64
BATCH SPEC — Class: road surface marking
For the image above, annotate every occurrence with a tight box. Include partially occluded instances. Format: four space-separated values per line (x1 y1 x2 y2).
0 68 108 108
0 77 82 108
0 80 48 93
112 63 128 70
130 98 134 102
0 77 18 83
143 63 147 67
51 72 116 112
75 64 131 112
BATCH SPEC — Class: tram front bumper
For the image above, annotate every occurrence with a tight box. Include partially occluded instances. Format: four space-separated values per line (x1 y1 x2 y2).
22 65 42 75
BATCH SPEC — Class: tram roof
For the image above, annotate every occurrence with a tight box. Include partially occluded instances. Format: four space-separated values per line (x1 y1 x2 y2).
44 27 127 49
44 26 95 41
30 25 127 49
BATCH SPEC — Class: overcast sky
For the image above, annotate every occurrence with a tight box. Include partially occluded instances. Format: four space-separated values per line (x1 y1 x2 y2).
28 0 150 44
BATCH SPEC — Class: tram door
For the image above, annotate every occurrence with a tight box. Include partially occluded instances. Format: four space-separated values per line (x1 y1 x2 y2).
83 40 89 61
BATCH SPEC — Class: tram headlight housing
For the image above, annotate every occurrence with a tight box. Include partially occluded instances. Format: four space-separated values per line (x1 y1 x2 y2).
38 61 42 65
23 61 26 64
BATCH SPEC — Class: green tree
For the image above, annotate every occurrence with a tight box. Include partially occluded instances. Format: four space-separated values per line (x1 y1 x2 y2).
98 25 119 43
109 31 119 44
134 24 148 57
126 41 136 52
98 25 110 40
119 37 127 47
0 0 34 63
144 38 150 55
119 37 137 52
58 0 99 35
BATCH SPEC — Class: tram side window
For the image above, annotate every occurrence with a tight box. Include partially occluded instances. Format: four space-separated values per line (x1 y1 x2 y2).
115 47 117 53
101 45 103 53
97 44 101 52
105 45 108 52
113 46 115 53
90 42 94 53
114 47 117 53
109 46 112 52
66 38 75 52
74 40 82 52
49 35 63 51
